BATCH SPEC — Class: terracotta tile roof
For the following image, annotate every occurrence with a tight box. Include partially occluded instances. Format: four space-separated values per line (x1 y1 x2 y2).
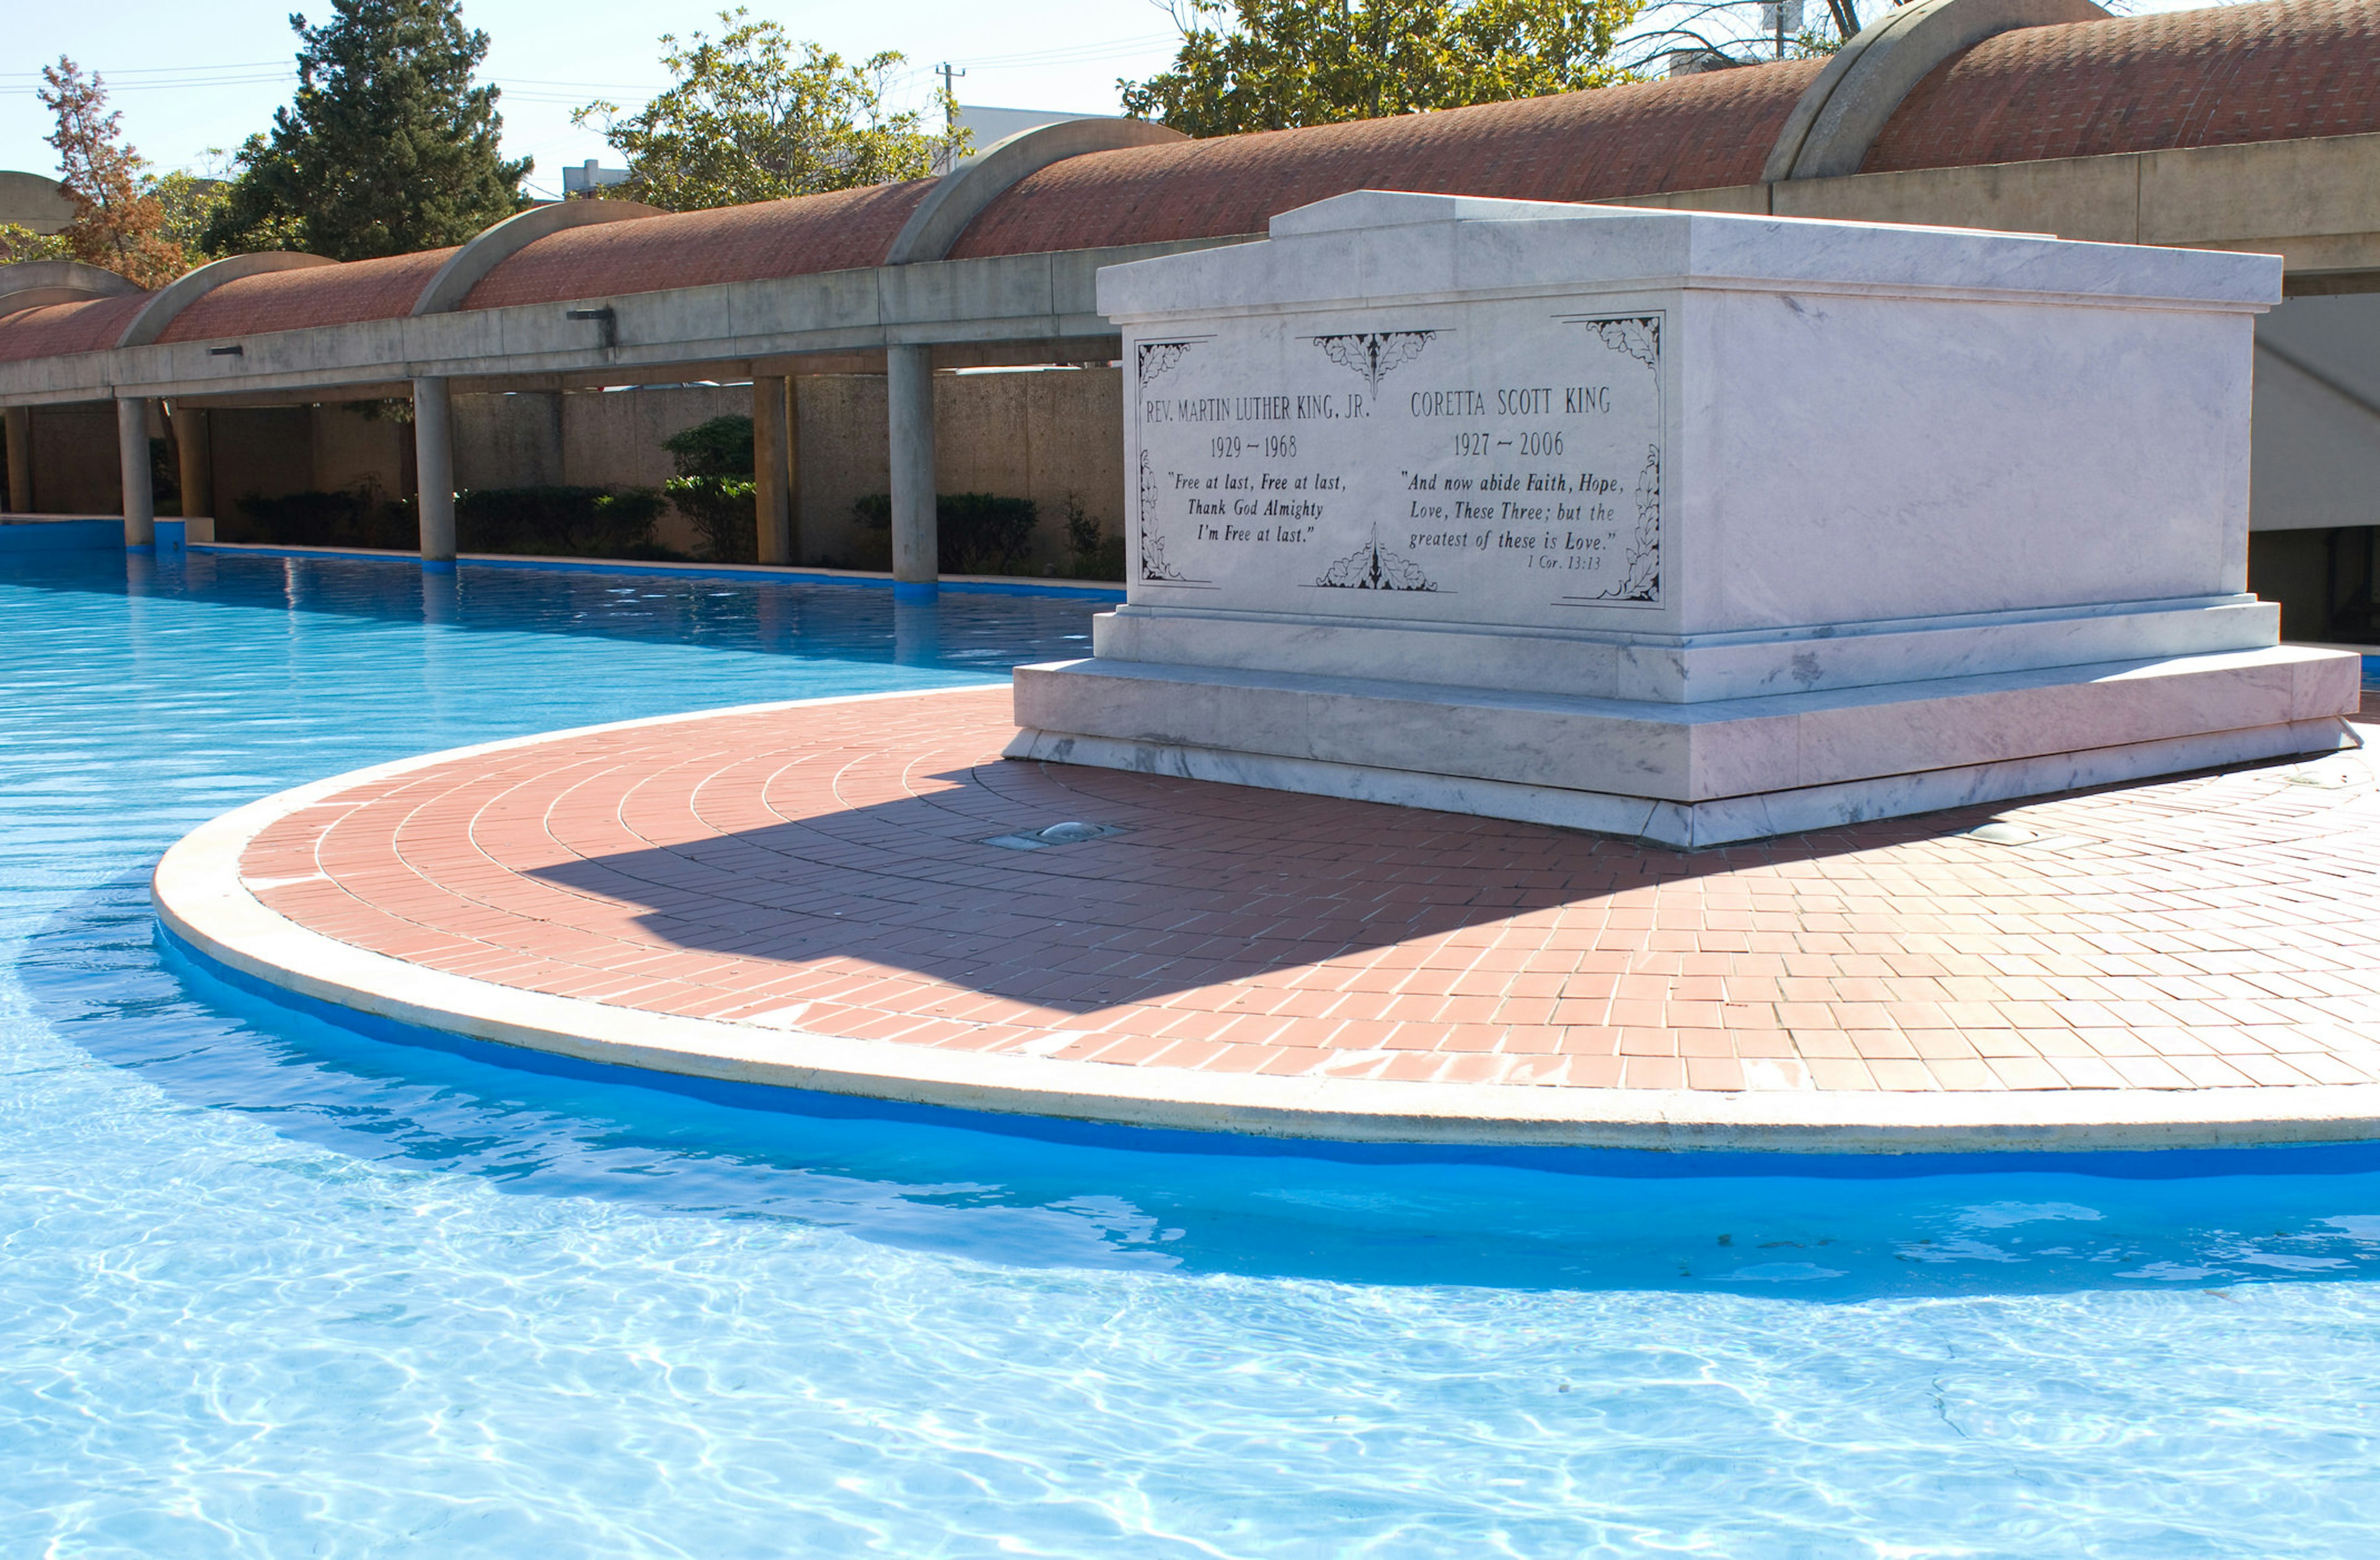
459 181 938 310
0 293 151 362
946 63 1825 259
1864 0 2380 172
10 1 2377 361
154 250 457 343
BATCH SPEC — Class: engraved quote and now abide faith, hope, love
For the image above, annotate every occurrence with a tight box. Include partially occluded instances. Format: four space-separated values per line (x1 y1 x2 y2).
1129 308 1667 617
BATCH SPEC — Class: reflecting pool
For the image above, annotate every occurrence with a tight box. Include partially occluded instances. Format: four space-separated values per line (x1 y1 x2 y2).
5 549 2379 1556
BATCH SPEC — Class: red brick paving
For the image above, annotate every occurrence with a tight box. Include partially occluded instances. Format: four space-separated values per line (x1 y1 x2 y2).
236 687 2380 1095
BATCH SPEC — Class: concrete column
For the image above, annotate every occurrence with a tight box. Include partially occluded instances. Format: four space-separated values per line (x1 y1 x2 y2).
413 376 457 572
752 374 792 565
886 345 938 601
171 405 213 521
785 374 802 565
118 397 156 549
2 407 29 512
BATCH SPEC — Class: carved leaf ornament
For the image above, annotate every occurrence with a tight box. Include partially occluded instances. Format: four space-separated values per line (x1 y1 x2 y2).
1136 340 1193 388
1135 449 1192 582
1311 330 1435 393
1576 314 1663 604
1316 526 1439 591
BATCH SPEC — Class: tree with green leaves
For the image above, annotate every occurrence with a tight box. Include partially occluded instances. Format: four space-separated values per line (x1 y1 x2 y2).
151 169 247 265
205 0 528 262
1121 0 1640 136
577 10 964 213
0 225 73 266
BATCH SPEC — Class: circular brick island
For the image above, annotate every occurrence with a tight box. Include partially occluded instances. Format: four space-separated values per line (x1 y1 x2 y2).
152 685 2380 1152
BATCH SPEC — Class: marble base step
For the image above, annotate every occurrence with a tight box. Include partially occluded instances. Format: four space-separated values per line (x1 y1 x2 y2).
1006 646 2362 848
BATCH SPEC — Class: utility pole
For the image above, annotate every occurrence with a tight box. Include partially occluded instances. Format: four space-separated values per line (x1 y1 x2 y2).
934 62 967 173
936 61 966 130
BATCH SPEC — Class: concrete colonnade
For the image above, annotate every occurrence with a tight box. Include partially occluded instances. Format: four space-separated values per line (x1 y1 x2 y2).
884 345 938 601
116 397 155 550
412 376 457 571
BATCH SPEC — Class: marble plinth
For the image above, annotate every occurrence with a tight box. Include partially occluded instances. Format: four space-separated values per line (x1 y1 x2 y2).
1013 190 2360 841
1010 646 2357 848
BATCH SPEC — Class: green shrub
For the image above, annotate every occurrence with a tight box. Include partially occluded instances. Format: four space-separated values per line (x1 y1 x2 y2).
1059 491 1125 580
233 488 416 550
456 485 671 558
662 415 759 562
666 474 757 563
661 414 754 477
852 491 1039 576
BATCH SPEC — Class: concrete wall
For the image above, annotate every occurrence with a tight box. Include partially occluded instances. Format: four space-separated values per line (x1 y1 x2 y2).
431 370 1128 568
932 366 1126 573
2250 292 2380 534
209 407 314 521
454 391 566 493
788 368 1125 570
554 383 744 555
26 403 115 513
308 403 410 501
791 376 885 566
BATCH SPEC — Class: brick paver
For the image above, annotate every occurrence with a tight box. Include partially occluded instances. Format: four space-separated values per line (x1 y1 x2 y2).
236 687 2380 1095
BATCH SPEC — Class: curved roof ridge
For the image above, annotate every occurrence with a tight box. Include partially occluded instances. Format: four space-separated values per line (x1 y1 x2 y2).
946 61 1826 260
458 178 938 311
1863 0 2380 172
153 249 457 345
0 293 154 364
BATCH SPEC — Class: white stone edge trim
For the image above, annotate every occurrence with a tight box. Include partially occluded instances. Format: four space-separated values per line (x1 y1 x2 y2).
1005 718 2359 850
151 686 2380 1155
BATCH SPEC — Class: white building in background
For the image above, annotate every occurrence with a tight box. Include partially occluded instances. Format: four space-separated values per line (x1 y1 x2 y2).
562 161 632 198
935 106 1116 173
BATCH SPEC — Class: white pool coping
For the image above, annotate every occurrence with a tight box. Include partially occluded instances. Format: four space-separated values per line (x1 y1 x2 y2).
151 687 2380 1155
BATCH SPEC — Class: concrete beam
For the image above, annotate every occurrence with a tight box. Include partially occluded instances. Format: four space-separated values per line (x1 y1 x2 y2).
1763 0 2108 183
887 118 1186 265
0 260 141 319
117 396 154 549
116 252 336 348
412 198 662 315
0 236 1242 407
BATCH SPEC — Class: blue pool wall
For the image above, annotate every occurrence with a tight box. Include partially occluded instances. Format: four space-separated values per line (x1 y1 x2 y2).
159 919 2380 1186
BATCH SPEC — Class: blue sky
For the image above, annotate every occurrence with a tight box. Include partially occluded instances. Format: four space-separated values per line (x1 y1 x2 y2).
3 0 1184 200
4 0 2222 201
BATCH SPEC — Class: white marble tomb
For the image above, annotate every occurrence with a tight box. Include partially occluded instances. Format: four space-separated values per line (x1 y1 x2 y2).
1008 191 2361 847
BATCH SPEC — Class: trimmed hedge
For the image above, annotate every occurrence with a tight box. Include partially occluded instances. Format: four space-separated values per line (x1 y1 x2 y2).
853 491 1039 576
234 489 416 550
232 485 678 558
456 485 672 558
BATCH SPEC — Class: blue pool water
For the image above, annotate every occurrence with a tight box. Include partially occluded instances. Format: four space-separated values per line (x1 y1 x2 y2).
6 549 2380 1556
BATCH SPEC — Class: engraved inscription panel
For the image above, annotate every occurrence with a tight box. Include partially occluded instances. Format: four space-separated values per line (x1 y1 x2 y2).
1129 299 1666 625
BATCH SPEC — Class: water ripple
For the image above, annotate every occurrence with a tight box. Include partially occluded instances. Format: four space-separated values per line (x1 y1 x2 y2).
4 552 2379 1555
